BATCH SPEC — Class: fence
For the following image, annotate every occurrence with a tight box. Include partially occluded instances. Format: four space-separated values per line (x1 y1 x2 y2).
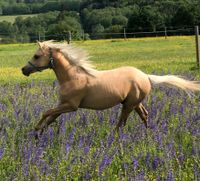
0 26 196 43
90 27 194 39
195 26 200 67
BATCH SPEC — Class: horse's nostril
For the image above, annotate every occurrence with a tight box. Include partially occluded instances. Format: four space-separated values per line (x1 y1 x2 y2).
21 67 30 76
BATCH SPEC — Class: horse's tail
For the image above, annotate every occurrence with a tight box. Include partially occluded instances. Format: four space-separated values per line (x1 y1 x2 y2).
148 74 200 92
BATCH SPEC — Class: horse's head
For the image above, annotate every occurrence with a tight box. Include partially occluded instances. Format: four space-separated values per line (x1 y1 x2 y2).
21 42 55 76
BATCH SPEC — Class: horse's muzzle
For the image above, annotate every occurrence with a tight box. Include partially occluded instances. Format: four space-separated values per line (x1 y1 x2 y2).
21 67 31 76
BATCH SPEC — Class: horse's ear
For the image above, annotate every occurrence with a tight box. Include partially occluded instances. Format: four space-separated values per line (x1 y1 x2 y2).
37 41 43 49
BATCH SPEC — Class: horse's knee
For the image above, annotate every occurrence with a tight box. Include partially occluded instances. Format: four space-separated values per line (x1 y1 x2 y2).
135 104 148 127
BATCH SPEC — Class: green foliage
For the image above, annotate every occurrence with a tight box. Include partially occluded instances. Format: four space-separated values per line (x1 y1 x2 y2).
0 0 200 42
172 4 195 27
112 15 128 26
0 11 83 42
2 3 31 15
82 6 130 38
127 5 164 32
91 24 104 39
0 0 82 15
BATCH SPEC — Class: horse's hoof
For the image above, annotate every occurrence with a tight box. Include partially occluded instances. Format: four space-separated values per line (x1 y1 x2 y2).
34 128 43 140
34 131 39 140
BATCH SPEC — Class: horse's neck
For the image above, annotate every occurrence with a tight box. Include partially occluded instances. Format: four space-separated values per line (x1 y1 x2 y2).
53 55 75 84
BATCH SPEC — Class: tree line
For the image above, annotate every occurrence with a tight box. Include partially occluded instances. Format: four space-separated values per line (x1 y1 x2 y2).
0 0 200 43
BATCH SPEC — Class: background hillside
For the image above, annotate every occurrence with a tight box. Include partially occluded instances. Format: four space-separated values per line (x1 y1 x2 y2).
0 0 200 43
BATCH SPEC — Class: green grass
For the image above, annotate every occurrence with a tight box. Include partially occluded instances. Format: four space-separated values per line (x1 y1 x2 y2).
0 36 200 85
0 14 37 23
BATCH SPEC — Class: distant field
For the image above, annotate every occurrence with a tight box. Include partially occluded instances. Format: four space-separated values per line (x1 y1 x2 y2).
0 14 37 23
0 36 199 84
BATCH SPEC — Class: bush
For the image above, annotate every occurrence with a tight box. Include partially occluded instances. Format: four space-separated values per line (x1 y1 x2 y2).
2 4 31 15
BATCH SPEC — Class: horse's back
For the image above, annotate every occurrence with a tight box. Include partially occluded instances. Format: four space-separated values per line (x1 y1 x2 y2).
103 66 151 100
96 66 151 94
79 66 151 109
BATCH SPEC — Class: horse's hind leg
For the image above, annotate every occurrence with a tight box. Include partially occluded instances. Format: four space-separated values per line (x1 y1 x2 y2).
115 105 133 131
135 103 148 128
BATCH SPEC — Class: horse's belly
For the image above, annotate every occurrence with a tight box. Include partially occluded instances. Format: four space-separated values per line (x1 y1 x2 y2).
79 93 123 110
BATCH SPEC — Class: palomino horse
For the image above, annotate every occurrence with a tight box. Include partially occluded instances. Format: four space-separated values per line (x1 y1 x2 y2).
22 41 200 135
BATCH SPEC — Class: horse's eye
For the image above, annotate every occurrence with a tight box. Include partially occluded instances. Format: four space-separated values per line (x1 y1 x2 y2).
34 55 40 59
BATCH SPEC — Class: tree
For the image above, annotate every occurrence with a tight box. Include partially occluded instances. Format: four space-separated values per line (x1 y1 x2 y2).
60 0 82 11
172 5 195 27
127 5 164 32
40 1 61 12
105 25 123 38
112 15 128 26
2 3 31 15
47 16 83 40
91 23 104 39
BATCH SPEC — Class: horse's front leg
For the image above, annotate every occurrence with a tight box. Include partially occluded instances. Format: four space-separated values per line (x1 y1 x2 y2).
35 103 78 136
35 114 60 137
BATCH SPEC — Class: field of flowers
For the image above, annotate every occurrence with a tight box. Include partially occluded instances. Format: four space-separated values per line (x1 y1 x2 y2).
0 37 200 180
0 80 200 180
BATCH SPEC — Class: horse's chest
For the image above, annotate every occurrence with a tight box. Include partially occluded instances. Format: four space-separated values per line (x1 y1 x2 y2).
59 81 86 102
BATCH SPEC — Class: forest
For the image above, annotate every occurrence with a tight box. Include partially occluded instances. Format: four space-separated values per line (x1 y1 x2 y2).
0 0 200 42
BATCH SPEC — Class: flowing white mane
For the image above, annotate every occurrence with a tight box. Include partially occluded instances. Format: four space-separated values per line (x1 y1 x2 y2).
40 41 97 76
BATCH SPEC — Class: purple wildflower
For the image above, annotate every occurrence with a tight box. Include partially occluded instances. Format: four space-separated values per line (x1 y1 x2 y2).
107 134 115 147
33 147 43 163
0 102 7 112
192 143 198 156
0 148 4 160
99 154 113 175
22 164 29 177
78 135 84 147
14 108 21 119
84 145 90 155
33 104 42 117
96 111 104 124
85 171 90 180
132 157 138 170
136 170 145 181
167 170 174 181
52 80 58 89
109 115 115 125
152 156 160 170
69 128 76 144
145 152 151 168
65 143 70 157
48 127 54 141
59 115 66 134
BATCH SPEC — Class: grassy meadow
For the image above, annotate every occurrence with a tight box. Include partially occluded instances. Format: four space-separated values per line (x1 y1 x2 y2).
0 14 36 23
0 36 200 180
0 36 200 85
